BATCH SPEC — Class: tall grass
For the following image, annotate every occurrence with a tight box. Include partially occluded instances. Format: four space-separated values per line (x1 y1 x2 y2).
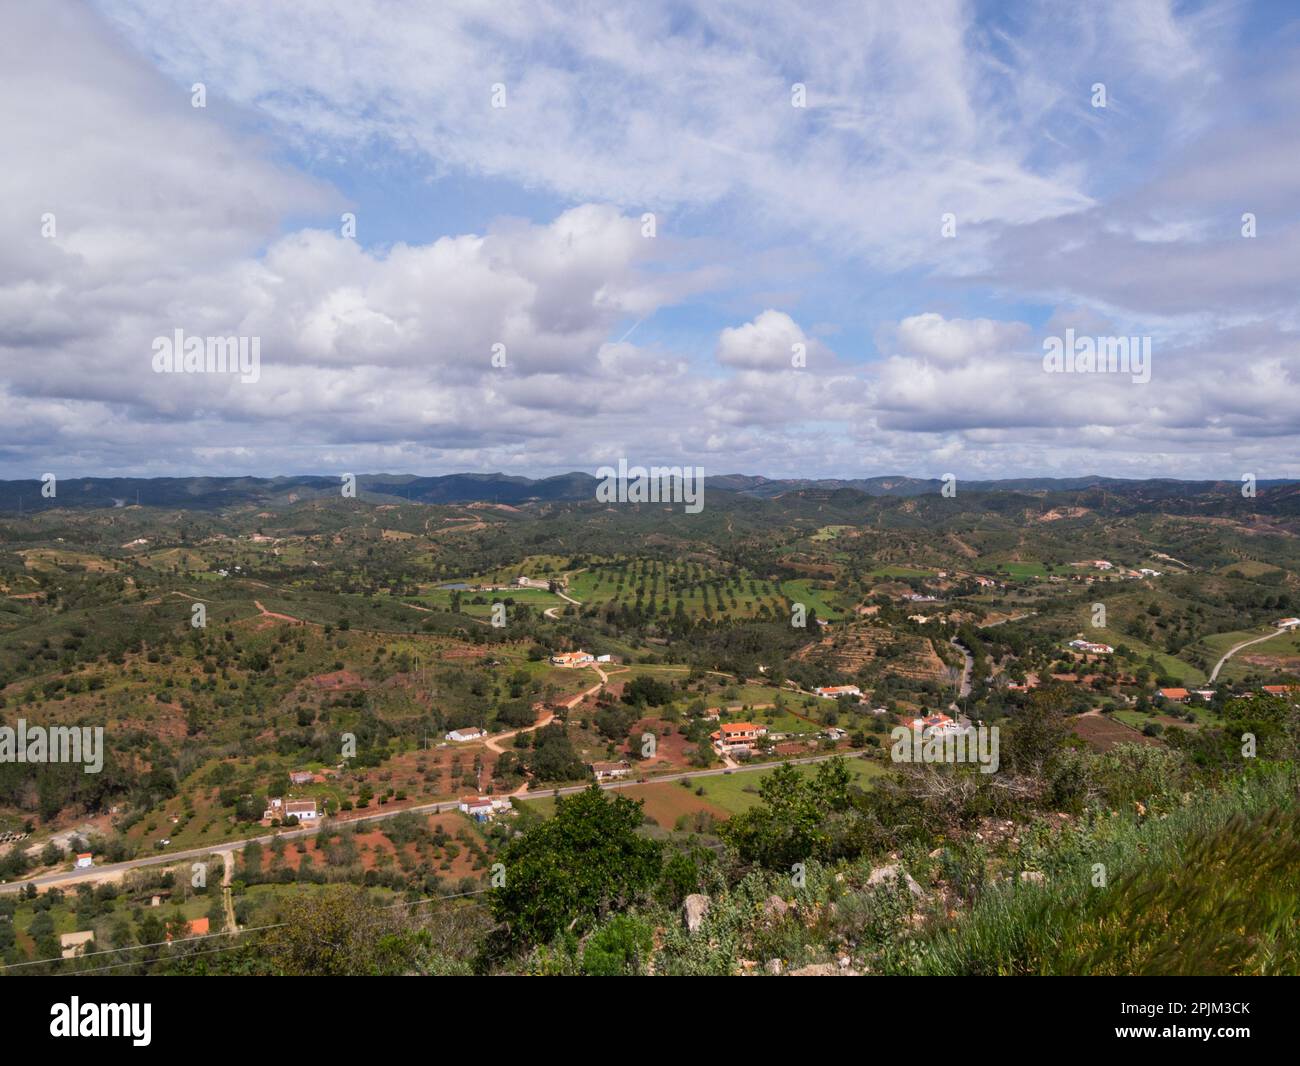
904 766 1300 975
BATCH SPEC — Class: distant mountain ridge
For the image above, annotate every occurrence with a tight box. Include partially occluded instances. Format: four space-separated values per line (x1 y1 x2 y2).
1 472 1297 513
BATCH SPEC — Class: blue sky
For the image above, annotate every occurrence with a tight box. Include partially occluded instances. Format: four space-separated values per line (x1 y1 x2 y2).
1 0 1298 481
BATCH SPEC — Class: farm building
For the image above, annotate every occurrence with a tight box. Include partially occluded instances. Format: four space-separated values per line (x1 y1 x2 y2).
550 650 595 667
458 796 512 820
445 727 487 742
591 760 633 781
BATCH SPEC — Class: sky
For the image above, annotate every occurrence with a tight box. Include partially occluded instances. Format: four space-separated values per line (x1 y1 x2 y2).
1 0 1298 482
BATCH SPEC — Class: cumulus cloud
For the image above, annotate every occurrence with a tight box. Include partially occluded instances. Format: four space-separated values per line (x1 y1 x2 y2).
715 310 830 371
1 1 1298 482
890 314 1030 366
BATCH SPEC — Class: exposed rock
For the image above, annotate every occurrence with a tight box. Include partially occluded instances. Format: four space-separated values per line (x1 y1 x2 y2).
1018 870 1046 884
763 894 789 919
683 893 710 934
837 955 851 969
766 958 783 975
866 862 924 900
788 962 860 976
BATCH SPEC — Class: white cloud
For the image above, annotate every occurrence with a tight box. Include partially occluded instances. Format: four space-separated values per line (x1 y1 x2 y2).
892 313 1030 366
2 1 1298 482
716 310 828 371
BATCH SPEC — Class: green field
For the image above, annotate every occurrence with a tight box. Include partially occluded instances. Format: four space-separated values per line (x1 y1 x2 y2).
780 578 847 620
515 757 887 820
565 559 789 620
410 585 564 618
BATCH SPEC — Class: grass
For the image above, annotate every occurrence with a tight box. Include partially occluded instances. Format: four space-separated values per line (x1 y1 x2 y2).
1075 625 1208 685
990 561 1051 579
780 579 847 620
867 566 932 578
905 767 1300 975
689 758 886 814
565 559 787 620
516 758 888 820
410 586 564 618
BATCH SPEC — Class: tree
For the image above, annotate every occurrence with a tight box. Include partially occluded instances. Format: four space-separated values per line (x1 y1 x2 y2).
720 758 865 869
261 886 424 976
489 785 661 950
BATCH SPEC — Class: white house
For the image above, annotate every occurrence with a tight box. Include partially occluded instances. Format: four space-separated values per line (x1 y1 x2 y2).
263 797 319 823
74 853 93 869
814 685 862 699
445 726 487 742
1276 617 1300 630
591 760 633 781
909 713 963 738
550 650 595 668
284 799 318 822
458 796 512 820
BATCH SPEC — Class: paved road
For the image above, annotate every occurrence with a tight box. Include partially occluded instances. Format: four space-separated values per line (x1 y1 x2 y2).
1209 626 1288 683
0 750 865 896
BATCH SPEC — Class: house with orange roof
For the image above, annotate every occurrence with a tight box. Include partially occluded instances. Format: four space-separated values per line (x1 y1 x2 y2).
712 722 768 754
550 650 595 668
168 916 210 942
1158 687 1191 703
908 712 961 737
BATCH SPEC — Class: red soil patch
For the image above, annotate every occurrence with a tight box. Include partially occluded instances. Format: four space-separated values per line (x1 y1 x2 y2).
251 813 490 880
621 717 695 770
1070 713 1163 752
441 646 487 660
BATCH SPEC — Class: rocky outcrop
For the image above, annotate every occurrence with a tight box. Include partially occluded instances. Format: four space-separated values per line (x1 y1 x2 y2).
683 893 710 934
